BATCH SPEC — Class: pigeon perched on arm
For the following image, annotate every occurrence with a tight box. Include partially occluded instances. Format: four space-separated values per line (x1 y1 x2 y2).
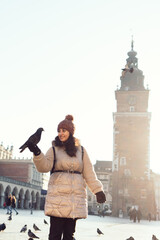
19 128 44 154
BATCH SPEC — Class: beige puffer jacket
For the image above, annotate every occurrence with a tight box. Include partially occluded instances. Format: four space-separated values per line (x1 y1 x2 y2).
33 144 103 219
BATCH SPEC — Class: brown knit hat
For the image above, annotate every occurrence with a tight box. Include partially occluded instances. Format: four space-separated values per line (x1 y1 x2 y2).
57 115 75 135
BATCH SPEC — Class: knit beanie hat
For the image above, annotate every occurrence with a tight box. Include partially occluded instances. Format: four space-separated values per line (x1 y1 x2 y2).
57 115 75 135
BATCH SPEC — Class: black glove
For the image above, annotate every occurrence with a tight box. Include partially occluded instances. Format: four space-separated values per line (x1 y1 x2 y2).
27 142 41 156
96 191 106 203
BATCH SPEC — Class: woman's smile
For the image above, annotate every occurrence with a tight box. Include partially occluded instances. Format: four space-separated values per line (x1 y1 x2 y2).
58 128 70 142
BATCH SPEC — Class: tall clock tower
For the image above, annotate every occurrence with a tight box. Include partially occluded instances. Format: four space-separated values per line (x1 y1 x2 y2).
112 40 156 218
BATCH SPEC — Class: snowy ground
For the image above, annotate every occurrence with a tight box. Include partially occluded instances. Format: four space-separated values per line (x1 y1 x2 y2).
0 209 160 240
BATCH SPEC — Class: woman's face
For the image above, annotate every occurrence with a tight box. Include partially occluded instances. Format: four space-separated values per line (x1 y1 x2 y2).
58 128 70 142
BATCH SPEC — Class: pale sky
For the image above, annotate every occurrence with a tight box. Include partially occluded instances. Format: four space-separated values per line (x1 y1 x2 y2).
1 0 160 173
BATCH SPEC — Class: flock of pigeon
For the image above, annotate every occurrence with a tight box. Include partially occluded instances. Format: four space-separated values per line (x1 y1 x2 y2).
0 213 49 239
0 219 159 239
19 223 44 239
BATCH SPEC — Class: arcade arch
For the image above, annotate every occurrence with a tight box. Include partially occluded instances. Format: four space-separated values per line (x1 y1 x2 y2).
5 185 11 200
0 181 41 210
18 188 24 208
12 186 18 198
0 184 4 206
24 190 30 209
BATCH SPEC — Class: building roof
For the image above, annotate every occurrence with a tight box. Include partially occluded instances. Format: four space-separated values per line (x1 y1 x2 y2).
94 160 112 171
0 158 33 163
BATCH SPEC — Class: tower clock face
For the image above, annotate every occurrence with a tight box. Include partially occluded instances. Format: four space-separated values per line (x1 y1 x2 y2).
128 95 136 105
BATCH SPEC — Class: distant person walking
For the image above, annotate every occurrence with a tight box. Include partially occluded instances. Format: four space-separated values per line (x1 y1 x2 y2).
128 208 133 221
148 212 151 222
132 208 137 222
3 201 6 209
11 195 18 215
137 209 142 223
29 202 33 214
6 194 12 214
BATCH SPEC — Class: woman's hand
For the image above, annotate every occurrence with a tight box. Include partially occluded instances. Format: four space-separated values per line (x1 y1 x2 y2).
95 191 106 203
27 142 41 156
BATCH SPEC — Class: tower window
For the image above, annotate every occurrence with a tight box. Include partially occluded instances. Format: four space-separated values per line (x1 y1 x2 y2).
118 189 123 194
120 157 126 166
124 169 131 176
141 189 146 199
124 188 129 196
130 106 135 112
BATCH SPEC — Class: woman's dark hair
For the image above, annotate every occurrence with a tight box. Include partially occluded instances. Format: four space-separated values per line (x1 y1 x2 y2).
53 134 77 157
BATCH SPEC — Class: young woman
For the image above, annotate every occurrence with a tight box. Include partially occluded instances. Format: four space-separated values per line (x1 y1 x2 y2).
11 195 18 215
28 115 106 240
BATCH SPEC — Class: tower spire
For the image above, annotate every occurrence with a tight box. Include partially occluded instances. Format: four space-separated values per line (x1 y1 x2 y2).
119 39 146 91
131 35 134 51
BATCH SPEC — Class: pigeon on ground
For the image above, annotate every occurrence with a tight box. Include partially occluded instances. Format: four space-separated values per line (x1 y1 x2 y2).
152 235 159 240
0 223 6 231
44 219 48 224
28 229 39 239
19 128 44 153
20 224 27 233
33 223 41 231
8 214 12 221
97 228 104 235
28 238 34 240
126 237 135 240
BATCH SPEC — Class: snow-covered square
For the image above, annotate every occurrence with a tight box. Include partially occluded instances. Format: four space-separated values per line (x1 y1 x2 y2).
0 209 160 240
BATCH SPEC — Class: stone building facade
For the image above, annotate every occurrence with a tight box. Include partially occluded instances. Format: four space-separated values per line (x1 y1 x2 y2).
152 171 160 220
87 160 112 214
112 40 156 218
0 142 13 159
0 176 41 210
0 144 43 209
